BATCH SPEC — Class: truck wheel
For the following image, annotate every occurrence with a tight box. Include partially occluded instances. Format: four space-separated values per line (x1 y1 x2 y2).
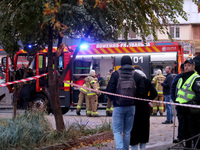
61 107 69 114
32 93 48 112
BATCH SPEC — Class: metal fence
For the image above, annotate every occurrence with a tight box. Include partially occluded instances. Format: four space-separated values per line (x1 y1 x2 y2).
168 133 200 150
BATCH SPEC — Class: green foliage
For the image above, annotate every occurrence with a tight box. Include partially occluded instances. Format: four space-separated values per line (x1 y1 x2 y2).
59 0 189 42
0 111 112 149
0 111 52 149
60 118 112 140
0 0 49 55
0 0 191 48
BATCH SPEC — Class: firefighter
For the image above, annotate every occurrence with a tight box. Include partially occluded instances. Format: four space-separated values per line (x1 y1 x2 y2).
151 69 166 116
76 84 87 116
105 69 114 116
85 69 100 117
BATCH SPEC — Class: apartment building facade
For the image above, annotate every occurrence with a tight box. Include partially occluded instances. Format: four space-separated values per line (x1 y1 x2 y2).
157 0 200 55
118 0 200 55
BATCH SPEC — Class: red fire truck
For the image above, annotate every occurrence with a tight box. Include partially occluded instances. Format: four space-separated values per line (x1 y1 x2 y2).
70 41 191 106
1 47 71 114
0 41 192 113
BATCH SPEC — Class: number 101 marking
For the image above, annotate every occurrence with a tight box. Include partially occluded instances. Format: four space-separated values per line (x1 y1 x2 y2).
133 56 143 63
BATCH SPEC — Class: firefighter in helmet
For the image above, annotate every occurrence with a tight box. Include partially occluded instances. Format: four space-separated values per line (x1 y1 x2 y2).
85 69 100 117
151 69 166 116
76 84 87 116
105 69 114 116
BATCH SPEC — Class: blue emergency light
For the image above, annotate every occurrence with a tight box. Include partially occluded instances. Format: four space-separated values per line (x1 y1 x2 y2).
28 44 32 48
80 44 89 50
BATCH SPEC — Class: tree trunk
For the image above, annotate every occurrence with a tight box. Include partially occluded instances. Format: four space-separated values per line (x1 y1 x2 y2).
48 25 65 132
13 54 37 119
59 24 93 84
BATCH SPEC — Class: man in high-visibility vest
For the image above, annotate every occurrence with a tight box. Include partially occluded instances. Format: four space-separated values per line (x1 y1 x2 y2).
175 58 200 148
85 69 100 117
171 63 185 143
151 69 166 116
106 69 114 116
76 84 87 116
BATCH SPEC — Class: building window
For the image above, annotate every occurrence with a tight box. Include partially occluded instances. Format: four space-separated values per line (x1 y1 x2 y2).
128 29 137 39
170 26 180 39
118 28 137 40
146 34 153 41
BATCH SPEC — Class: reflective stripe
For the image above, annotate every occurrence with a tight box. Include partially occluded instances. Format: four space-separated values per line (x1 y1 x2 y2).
148 91 150 96
77 105 81 109
157 91 163 94
80 88 87 93
110 107 113 111
64 80 71 87
90 80 96 84
159 107 164 109
106 108 110 111
87 92 96 95
87 111 91 114
92 112 98 115
153 107 157 110
179 94 195 101
155 82 158 90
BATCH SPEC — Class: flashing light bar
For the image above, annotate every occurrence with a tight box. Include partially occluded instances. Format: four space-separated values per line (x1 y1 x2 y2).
80 44 89 50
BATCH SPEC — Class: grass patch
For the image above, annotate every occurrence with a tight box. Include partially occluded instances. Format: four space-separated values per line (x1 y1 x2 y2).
0 111 112 150
0 111 52 149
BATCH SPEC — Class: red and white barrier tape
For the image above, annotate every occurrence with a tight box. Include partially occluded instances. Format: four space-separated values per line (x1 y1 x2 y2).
0 73 199 109
64 81 200 109
0 73 48 87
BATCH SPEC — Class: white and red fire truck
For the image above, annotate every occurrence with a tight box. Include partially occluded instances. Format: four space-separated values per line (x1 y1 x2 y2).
0 41 193 112
70 41 193 106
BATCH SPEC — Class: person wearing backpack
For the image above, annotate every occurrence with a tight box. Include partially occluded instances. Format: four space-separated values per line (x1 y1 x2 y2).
130 65 157 150
106 55 145 150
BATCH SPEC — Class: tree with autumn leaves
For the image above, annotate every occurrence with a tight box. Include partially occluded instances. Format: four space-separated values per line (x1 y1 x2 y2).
0 0 196 132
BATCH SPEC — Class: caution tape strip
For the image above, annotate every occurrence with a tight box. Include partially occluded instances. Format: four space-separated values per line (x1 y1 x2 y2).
0 73 48 87
63 81 200 109
0 73 199 109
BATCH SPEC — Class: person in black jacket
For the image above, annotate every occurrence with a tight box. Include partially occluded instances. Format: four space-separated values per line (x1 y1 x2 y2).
175 58 200 148
130 65 157 150
161 66 174 124
106 55 145 150
170 63 185 143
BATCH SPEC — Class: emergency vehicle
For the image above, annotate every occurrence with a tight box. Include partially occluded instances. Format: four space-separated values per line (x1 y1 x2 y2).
0 41 192 113
0 47 72 114
71 41 192 107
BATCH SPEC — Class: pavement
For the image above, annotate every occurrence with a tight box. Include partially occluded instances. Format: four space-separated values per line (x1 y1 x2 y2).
66 109 175 150
0 109 177 150
74 140 174 150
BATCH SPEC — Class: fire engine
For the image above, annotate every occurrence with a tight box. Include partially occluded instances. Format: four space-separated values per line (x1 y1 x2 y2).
0 41 192 113
70 41 192 107
0 47 71 114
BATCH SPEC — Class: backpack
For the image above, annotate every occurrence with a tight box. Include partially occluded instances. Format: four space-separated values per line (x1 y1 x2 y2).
116 70 136 105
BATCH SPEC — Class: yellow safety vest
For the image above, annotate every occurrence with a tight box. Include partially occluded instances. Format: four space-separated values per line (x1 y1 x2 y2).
176 72 200 104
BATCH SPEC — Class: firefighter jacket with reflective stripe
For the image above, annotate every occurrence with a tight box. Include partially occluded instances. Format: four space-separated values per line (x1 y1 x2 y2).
85 75 99 95
152 74 166 94
79 84 87 95
176 72 200 104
